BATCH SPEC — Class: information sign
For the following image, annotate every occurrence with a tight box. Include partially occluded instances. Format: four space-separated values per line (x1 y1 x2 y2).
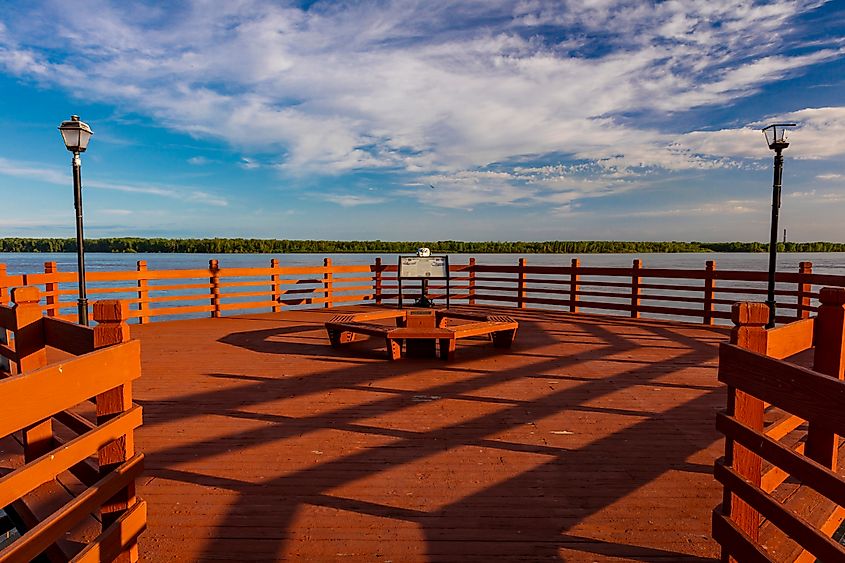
399 256 448 279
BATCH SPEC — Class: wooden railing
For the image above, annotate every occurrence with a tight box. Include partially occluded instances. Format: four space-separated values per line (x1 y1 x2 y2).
713 289 845 561
2 258 843 326
0 288 144 562
376 258 838 325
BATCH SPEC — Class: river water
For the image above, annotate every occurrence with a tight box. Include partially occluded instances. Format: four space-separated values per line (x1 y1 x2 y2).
2 251 844 275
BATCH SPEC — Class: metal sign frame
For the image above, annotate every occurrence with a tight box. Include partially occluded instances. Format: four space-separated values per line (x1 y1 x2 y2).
397 255 450 308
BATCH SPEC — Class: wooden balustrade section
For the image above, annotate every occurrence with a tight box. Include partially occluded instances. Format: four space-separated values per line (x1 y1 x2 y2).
714 289 845 562
1 258 843 326
0 288 144 562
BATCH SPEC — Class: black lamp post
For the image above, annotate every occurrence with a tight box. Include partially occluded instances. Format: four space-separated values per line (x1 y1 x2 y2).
761 122 796 329
58 115 94 326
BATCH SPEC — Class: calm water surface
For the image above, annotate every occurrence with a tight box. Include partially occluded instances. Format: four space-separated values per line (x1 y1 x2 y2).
2 252 844 275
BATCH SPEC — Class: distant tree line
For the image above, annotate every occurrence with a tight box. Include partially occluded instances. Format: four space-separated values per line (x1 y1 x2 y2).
2 238 845 254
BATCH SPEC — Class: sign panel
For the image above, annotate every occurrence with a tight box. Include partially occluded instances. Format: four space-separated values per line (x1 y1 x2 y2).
398 256 448 278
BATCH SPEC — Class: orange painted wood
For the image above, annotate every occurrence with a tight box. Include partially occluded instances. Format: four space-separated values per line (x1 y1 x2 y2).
0 454 144 563
517 258 526 309
374 257 383 305
721 302 768 548
141 282 211 292
0 304 14 330
0 406 142 508
12 287 52 461
717 413 845 506
714 460 845 561
93 300 139 561
797 261 813 320
711 509 772 563
217 279 281 289
71 500 147 563
137 260 150 324
639 281 705 292
468 257 476 305
123 306 728 560
72 499 147 563
806 287 845 471
271 258 282 313
800 273 845 287
764 413 804 441
0 263 7 304
42 317 95 355
143 293 211 304
704 261 716 325
764 317 814 360
630 259 642 319
0 341 141 437
719 345 845 435
569 258 581 313
43 261 59 318
209 259 221 319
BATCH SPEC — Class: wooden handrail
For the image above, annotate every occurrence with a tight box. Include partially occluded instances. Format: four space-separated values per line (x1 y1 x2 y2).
2 257 843 326
0 288 144 562
714 290 845 562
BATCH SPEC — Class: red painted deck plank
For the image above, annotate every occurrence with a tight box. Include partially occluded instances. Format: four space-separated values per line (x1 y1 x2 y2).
130 305 728 561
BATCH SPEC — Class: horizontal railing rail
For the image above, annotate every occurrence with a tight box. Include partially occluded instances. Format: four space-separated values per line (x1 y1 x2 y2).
0 289 144 562
714 291 845 562
1 257 841 326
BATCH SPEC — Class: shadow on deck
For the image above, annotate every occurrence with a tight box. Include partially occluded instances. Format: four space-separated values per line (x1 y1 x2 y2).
130 305 729 562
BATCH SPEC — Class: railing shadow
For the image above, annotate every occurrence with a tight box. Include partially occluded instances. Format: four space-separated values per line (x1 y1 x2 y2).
133 305 728 561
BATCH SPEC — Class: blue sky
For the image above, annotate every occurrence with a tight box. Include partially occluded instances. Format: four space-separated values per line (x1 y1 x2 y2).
1 0 844 241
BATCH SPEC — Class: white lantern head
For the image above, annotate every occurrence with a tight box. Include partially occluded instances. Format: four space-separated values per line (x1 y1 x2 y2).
58 115 93 153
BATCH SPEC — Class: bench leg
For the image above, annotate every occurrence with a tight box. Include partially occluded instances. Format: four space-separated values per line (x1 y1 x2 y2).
327 329 356 347
387 338 402 360
439 339 456 360
492 329 516 348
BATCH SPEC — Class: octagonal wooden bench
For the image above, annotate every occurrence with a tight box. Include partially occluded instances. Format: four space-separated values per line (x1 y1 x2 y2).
325 310 518 360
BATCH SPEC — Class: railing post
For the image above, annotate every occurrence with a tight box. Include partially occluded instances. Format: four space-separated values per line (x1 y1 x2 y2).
13 287 51 461
324 257 333 308
517 258 526 309
806 287 845 470
209 259 221 318
723 302 768 549
271 258 281 313
44 261 58 318
136 260 150 324
570 258 580 313
797 261 812 320
703 260 716 325
468 257 476 306
0 264 8 374
374 257 383 305
0 263 7 305
631 259 642 318
93 300 138 561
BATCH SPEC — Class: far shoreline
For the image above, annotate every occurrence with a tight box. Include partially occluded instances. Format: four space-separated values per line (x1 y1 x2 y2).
2 237 845 254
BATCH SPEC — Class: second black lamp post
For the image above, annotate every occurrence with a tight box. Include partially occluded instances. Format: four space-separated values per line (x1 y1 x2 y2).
58 115 94 326
762 122 796 329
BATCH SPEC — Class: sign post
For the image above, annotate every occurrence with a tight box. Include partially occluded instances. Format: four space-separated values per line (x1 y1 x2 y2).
397 255 450 309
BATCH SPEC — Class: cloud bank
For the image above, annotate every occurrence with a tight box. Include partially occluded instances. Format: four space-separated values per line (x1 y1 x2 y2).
1 0 843 211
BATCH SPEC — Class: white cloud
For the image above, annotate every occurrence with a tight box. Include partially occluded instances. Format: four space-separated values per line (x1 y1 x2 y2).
187 156 209 165
0 0 839 180
817 173 843 180
0 156 229 207
668 107 845 162
320 194 386 207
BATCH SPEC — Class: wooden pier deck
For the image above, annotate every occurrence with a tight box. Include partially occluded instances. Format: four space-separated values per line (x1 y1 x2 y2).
130 305 729 562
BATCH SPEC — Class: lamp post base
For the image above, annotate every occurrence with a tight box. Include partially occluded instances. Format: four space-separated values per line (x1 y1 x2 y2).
78 298 89 326
765 299 776 329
